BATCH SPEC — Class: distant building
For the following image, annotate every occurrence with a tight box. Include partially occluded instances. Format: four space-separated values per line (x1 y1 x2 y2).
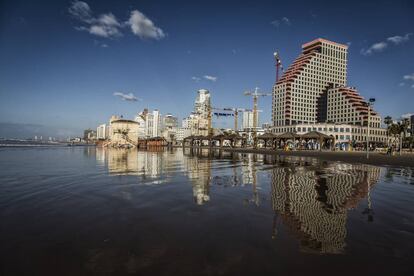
146 109 161 138
134 109 148 138
180 89 211 136
134 109 162 138
194 89 211 119
176 127 192 142
96 124 108 140
161 114 179 143
163 114 178 129
83 129 96 141
242 110 259 131
262 122 271 132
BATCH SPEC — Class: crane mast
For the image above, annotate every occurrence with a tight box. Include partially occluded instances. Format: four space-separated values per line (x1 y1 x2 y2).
244 87 272 143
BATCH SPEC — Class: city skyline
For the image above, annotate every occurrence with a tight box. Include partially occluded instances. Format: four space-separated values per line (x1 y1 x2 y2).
1 0 414 138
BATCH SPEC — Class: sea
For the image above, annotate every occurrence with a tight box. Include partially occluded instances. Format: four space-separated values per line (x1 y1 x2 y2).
0 146 413 275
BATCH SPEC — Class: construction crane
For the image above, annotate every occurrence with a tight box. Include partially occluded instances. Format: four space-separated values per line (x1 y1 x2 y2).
212 107 251 131
244 87 272 140
273 51 284 83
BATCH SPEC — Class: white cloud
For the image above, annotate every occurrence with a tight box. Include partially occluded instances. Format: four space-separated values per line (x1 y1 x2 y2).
361 41 387 55
191 76 201 82
69 2 122 38
387 33 412 45
127 10 165 40
204 75 217 82
401 113 414 118
271 17 291 28
69 3 164 41
68 1 92 23
113 92 140 101
98 13 120 27
412 84 414 89
282 17 291 25
89 24 121 38
270 20 280 27
90 13 122 38
361 33 412 56
399 82 405 87
403 73 414 81
101 43 108 48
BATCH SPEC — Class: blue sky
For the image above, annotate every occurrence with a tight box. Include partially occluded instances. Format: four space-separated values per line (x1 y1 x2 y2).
0 0 413 137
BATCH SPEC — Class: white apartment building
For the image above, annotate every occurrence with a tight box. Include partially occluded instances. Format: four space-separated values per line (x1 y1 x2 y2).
96 124 107 140
324 85 381 128
146 109 161 138
273 38 347 126
194 89 211 119
272 38 387 144
134 109 162 138
181 89 211 137
242 110 259 130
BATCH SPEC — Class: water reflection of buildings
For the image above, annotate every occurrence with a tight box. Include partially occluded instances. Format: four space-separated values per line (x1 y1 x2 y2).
96 147 217 204
183 148 212 205
270 162 380 254
94 147 382 251
96 147 184 178
182 148 261 205
240 153 262 205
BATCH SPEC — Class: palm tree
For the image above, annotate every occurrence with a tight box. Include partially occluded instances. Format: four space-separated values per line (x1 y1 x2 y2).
384 116 393 147
401 118 410 137
388 123 400 148
384 116 393 126
400 118 410 152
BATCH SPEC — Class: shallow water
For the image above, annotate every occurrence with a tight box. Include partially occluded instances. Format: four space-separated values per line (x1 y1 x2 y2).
0 147 413 275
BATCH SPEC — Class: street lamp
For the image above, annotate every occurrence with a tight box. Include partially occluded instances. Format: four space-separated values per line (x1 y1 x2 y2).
365 98 376 159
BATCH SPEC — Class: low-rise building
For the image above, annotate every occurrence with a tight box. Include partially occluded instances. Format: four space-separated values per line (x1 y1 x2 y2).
182 113 209 136
272 122 387 145
176 127 192 141
109 118 140 146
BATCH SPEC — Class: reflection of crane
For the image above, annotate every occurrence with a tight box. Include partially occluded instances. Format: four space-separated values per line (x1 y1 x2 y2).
244 87 272 140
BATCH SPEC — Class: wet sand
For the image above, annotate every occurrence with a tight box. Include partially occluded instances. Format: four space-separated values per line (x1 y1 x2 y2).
220 148 414 167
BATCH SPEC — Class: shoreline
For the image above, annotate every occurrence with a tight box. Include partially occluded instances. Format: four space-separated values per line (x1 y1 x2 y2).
222 147 414 168
182 146 414 168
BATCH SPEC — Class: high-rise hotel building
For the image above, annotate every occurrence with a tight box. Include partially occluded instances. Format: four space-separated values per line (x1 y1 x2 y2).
272 38 386 144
